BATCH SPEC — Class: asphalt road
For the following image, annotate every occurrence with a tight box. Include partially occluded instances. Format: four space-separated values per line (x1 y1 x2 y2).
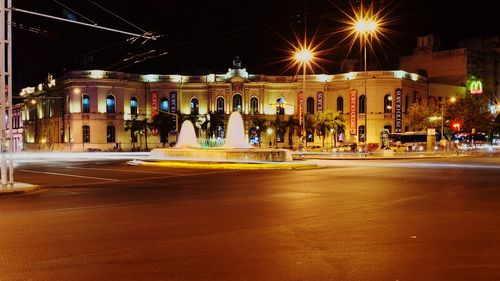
1 157 499 281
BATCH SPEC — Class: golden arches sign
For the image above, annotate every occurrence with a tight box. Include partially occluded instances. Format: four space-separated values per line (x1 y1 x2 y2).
470 80 483 94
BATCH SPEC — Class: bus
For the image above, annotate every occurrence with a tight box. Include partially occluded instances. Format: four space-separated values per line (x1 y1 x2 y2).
389 131 442 151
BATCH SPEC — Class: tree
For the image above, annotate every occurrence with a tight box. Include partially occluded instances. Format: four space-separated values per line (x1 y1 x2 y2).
284 116 299 148
124 116 149 150
406 103 433 131
445 94 494 134
250 116 267 146
313 110 345 148
151 112 176 146
304 114 316 147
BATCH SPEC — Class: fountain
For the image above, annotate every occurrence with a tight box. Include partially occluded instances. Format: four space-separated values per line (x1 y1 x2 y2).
149 112 293 162
175 120 200 148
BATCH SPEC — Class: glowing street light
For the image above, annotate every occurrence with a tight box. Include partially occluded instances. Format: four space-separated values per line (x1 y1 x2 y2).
352 15 379 148
266 127 273 148
294 47 314 149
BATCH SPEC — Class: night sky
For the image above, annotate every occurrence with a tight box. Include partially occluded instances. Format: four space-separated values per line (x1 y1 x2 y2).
12 0 498 93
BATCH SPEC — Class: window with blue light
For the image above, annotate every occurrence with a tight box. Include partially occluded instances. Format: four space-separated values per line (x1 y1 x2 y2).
82 94 90 113
160 97 169 112
191 98 199 114
130 97 138 115
106 95 115 114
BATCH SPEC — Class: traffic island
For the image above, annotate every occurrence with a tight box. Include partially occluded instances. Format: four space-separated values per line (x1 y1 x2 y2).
0 182 40 196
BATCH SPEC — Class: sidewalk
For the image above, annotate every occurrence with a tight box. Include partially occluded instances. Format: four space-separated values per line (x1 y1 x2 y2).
0 182 40 196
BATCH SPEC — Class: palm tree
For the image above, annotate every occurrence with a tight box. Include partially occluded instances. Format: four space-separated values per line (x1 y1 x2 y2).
151 112 176 146
304 114 316 147
124 116 146 150
314 110 346 148
284 116 299 148
250 116 267 146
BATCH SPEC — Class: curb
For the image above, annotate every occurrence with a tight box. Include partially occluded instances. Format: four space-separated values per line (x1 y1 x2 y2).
0 184 40 197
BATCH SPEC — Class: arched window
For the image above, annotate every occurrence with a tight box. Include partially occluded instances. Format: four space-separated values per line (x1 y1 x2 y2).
107 125 115 143
359 95 366 114
276 97 285 115
358 125 365 142
250 97 258 114
216 97 225 114
160 97 169 112
106 95 115 114
232 93 242 112
130 97 138 115
384 94 392 113
190 97 199 114
337 97 343 113
307 97 314 114
82 125 90 143
82 94 90 113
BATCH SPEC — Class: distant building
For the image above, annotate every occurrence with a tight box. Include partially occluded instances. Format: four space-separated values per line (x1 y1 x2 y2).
11 104 24 151
20 65 429 151
400 34 500 103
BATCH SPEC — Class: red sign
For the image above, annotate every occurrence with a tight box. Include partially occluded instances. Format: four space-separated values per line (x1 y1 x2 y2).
151 91 158 118
298 91 304 126
350 89 357 135
317 91 323 113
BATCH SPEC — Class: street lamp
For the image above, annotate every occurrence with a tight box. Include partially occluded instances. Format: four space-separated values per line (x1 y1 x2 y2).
294 48 313 149
353 17 378 148
440 97 456 149
266 127 273 148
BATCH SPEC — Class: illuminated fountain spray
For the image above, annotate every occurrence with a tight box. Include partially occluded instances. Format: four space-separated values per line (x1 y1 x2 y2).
223 111 252 148
175 120 200 148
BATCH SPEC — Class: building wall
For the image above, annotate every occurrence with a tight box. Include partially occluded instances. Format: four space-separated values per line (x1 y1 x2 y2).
21 69 428 151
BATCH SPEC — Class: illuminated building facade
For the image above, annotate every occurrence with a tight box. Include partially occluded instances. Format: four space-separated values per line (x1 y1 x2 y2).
20 65 430 151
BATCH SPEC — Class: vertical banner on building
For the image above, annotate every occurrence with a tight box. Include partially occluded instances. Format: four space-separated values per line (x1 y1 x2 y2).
298 91 304 127
169 91 177 113
349 89 357 135
395 88 403 133
317 91 324 113
151 91 158 118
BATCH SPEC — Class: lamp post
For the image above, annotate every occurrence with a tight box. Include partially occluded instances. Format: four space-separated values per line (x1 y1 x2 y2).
294 48 313 150
266 127 273 148
353 16 378 149
440 96 456 149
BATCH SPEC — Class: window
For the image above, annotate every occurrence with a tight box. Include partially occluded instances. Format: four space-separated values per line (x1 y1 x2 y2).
250 97 258 114
107 126 115 143
359 125 366 142
190 97 199 114
405 95 409 113
130 97 138 115
160 97 169 112
106 95 115 114
232 93 242 112
276 97 285 115
216 97 225 114
82 94 90 113
359 95 366 114
384 94 392 113
337 97 343 113
307 97 314 114
82 125 90 143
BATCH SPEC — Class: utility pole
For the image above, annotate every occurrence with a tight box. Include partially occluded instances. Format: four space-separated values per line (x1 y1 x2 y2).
1 0 14 186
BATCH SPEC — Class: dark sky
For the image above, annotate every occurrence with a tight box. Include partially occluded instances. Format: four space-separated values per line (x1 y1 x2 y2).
12 0 498 92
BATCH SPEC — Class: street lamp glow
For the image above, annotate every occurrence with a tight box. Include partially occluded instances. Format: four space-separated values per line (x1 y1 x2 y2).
266 128 273 135
294 49 313 63
450 96 457 103
354 19 378 34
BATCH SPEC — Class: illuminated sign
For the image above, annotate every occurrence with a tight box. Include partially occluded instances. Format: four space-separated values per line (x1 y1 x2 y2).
170 91 177 113
151 91 158 117
395 88 403 133
469 80 483 94
350 89 357 135
298 91 304 126
317 92 324 113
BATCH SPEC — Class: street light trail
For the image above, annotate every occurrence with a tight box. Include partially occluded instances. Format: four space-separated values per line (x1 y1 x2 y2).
18 169 120 181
